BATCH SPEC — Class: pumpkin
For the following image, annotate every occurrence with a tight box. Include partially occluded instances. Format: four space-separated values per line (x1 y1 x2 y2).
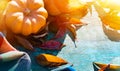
4 0 48 36
43 0 88 18
0 0 10 31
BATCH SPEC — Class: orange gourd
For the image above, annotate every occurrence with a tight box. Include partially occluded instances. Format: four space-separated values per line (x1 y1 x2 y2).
4 0 48 36
0 0 10 31
43 0 88 18
43 0 70 16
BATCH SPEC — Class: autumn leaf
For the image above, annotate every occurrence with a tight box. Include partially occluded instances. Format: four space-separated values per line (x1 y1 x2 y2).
15 35 34 51
67 24 77 48
53 26 66 39
67 24 76 40
99 64 110 71
40 40 65 50
36 54 68 67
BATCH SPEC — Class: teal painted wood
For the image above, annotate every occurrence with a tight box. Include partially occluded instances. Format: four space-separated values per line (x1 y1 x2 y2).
30 9 120 71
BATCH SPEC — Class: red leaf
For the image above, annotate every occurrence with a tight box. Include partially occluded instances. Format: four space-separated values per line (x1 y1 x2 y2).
40 40 64 50
53 26 66 39
99 64 110 71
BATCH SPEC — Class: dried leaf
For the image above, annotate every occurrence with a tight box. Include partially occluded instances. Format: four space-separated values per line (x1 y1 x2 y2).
99 64 110 71
54 26 66 39
69 18 87 30
67 24 77 48
93 62 120 71
67 24 77 40
36 54 68 67
15 35 34 51
40 40 64 50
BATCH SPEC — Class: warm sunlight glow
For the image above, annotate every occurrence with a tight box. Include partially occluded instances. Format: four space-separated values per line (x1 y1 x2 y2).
97 0 120 11
107 0 120 5
69 0 85 9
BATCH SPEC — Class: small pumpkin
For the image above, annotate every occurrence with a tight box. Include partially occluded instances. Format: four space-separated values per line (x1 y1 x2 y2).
0 0 10 31
43 0 88 18
4 0 48 36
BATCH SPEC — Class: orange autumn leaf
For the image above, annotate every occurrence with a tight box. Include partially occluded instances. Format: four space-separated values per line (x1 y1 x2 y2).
93 62 120 71
98 64 110 71
36 54 68 67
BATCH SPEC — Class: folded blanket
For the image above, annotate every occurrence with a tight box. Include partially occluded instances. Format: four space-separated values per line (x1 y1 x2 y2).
0 52 31 71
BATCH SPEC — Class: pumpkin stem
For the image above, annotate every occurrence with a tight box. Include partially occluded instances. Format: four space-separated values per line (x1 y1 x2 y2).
24 8 31 16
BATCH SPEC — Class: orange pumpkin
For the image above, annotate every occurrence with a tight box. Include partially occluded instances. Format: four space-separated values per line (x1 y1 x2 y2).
43 0 88 18
0 0 10 31
4 0 48 36
43 0 69 16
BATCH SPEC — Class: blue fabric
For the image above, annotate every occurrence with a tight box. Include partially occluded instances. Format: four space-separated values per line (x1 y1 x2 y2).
0 53 31 71
15 53 31 71
59 66 76 71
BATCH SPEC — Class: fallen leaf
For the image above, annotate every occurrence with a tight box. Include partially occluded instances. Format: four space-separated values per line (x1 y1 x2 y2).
53 26 66 39
67 24 77 40
40 40 64 50
36 54 68 67
15 35 34 51
99 64 110 71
